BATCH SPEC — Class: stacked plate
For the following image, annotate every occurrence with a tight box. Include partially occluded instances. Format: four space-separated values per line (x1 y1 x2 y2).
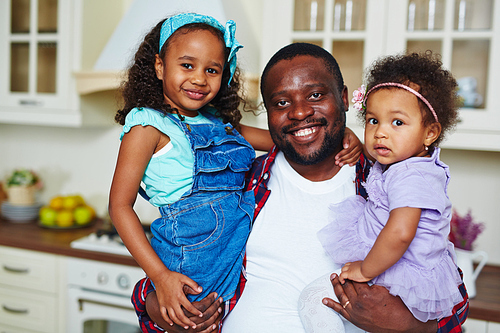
1 201 42 222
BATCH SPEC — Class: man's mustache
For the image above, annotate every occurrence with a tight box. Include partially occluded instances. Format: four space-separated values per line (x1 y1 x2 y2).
281 117 328 135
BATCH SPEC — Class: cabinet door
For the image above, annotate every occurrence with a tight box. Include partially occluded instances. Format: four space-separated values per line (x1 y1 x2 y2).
260 0 500 151
385 0 500 150
0 286 58 333
0 0 80 126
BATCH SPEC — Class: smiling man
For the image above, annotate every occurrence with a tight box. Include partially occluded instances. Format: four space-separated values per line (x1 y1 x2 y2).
133 43 468 333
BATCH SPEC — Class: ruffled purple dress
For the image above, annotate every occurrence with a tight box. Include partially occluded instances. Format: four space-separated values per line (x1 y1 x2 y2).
318 148 463 322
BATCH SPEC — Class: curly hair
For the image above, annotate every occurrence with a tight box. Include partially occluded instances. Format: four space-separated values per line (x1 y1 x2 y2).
359 51 460 147
115 19 244 127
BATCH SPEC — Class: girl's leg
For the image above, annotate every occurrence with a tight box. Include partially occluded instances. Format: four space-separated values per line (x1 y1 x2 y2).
299 271 346 333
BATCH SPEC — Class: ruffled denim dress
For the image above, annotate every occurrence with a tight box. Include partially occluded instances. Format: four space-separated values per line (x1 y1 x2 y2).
150 111 255 302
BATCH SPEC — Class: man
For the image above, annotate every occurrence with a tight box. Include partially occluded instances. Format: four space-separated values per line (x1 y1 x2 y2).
133 43 468 332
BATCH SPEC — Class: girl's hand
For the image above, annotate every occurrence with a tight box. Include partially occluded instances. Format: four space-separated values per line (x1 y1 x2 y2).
146 290 223 332
339 261 371 284
155 271 204 329
335 127 363 167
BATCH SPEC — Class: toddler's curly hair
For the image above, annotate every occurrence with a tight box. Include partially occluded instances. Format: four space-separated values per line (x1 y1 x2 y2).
359 51 460 147
115 19 244 127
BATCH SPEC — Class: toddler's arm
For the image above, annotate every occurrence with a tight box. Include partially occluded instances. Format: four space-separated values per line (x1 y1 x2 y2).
109 125 203 329
339 207 421 283
335 127 362 167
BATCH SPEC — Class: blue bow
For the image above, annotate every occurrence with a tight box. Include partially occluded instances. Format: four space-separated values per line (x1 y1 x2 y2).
159 13 243 85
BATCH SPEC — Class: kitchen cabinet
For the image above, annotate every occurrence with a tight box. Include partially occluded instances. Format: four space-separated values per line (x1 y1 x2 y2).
0 245 66 333
261 0 500 151
0 0 121 127
0 0 82 126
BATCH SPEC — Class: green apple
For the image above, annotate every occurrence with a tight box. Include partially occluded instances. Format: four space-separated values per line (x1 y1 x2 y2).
39 206 57 226
73 206 93 225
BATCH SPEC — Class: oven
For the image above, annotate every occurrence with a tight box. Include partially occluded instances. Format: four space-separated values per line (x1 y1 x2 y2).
68 230 148 333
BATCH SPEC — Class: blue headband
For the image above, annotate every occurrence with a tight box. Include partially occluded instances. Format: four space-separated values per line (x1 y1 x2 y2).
159 13 243 85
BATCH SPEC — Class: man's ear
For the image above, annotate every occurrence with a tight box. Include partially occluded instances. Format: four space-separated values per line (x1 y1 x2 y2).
424 122 442 146
154 54 164 81
341 85 349 112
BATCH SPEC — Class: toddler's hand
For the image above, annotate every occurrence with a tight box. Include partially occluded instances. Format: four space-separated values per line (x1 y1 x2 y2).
339 261 371 284
155 271 203 329
335 127 362 167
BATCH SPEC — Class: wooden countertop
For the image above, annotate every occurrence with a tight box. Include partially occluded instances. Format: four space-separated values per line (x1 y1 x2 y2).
0 217 499 323
0 217 138 267
469 264 500 323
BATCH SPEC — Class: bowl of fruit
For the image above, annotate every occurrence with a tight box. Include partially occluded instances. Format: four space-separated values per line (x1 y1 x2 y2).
39 194 96 229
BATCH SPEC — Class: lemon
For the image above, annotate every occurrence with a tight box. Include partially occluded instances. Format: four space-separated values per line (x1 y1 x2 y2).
74 206 94 225
39 206 57 226
49 196 64 210
62 195 80 210
56 209 74 228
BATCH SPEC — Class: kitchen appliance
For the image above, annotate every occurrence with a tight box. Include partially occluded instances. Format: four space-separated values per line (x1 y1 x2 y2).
68 227 149 333
70 224 152 256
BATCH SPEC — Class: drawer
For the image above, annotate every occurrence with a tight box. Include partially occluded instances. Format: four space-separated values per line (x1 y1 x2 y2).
0 246 58 293
0 324 43 333
0 286 57 333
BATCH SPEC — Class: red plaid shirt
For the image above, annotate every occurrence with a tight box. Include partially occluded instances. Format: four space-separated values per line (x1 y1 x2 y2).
132 146 469 332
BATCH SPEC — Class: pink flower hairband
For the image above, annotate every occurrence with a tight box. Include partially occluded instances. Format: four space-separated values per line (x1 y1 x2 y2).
351 82 439 122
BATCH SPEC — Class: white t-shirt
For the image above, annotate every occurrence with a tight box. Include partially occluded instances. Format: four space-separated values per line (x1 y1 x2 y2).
222 152 358 332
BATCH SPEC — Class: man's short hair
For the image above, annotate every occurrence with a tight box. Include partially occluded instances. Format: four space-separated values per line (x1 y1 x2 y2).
260 43 345 99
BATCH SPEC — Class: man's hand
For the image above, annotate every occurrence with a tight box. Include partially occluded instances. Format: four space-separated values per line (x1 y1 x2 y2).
323 273 437 333
146 290 223 332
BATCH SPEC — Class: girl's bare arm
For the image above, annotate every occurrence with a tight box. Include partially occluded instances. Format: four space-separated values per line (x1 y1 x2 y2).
109 125 202 328
340 207 421 282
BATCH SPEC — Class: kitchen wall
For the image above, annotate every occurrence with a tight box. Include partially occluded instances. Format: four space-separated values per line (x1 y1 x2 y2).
1 0 499 265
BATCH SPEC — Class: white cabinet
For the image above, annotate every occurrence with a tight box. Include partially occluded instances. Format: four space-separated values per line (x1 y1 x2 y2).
0 0 84 126
0 246 65 333
261 0 500 151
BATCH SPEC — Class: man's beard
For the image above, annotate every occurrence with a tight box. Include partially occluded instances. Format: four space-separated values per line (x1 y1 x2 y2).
271 117 345 166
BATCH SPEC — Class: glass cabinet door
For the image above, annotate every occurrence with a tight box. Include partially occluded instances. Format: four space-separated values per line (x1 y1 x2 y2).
1 0 73 114
261 0 500 150
274 0 372 102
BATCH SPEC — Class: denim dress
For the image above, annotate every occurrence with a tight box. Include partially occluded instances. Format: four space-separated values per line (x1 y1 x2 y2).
150 111 255 302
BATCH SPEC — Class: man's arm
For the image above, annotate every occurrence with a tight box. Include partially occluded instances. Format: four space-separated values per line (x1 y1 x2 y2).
324 273 468 333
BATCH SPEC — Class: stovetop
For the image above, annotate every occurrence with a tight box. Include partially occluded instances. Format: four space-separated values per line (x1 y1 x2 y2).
70 224 152 257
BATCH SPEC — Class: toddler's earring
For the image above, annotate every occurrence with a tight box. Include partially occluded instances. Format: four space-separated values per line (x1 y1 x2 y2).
424 145 429 151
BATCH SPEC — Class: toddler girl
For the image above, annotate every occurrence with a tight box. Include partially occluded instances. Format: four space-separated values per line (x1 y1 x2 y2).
109 12 361 330
300 51 463 332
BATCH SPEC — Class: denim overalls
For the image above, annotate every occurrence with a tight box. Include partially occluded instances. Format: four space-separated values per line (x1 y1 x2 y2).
150 111 255 302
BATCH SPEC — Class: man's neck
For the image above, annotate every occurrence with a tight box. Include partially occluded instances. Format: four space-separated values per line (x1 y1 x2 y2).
284 154 342 182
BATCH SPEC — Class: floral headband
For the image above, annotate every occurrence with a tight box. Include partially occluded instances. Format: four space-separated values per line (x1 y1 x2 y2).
159 13 243 85
352 82 439 122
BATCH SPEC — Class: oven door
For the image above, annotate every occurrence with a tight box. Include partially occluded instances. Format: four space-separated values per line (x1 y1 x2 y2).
67 285 141 333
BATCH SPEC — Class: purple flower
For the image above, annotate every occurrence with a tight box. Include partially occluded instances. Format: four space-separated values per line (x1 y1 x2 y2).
449 209 485 251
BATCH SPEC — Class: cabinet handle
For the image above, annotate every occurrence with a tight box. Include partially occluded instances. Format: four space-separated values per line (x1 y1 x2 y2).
19 99 43 106
2 265 30 274
2 304 29 314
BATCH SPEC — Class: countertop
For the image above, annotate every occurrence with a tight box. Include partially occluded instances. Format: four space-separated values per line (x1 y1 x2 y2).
0 217 138 267
1 217 499 323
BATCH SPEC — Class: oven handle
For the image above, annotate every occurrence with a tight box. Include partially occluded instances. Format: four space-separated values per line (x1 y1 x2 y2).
2 304 29 314
77 298 133 312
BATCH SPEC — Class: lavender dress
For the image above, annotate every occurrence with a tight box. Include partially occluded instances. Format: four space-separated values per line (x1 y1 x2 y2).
318 148 463 322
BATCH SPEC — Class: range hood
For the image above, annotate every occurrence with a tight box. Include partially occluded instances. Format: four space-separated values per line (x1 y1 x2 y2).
75 0 227 95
